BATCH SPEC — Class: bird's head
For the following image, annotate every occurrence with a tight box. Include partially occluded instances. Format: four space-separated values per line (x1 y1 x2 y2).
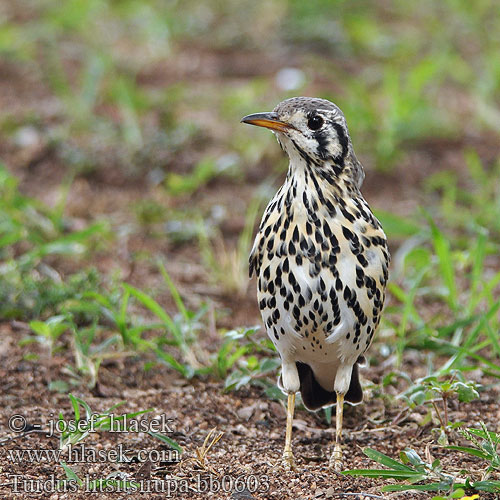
241 97 364 188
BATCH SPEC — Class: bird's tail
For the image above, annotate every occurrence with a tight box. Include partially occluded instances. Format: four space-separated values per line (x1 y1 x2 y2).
296 361 363 411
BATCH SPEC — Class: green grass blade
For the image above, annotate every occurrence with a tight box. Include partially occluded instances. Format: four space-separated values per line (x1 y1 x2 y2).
60 461 83 485
446 445 488 459
158 261 188 320
68 393 81 421
363 448 414 471
484 318 500 358
427 216 457 310
470 480 500 493
152 347 189 378
123 283 183 346
343 469 422 479
382 482 456 492
147 431 183 453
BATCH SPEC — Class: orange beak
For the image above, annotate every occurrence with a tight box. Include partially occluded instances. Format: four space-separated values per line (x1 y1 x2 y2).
240 112 294 133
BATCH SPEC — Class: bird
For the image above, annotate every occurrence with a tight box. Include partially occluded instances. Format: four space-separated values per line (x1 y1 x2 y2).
241 97 390 470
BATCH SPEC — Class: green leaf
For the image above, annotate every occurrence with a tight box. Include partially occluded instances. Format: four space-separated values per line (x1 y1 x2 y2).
427 216 457 310
147 431 183 454
446 445 488 460
49 380 70 393
29 320 50 337
363 448 414 471
403 449 425 469
68 393 81 422
123 283 184 348
470 480 500 492
158 261 188 320
123 283 174 328
454 382 480 403
382 482 456 492
152 347 190 378
71 394 92 420
343 469 422 479
59 461 83 486
484 319 500 358
224 371 251 391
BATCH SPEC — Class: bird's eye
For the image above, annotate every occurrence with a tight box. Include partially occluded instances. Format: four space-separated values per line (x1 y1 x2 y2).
307 115 324 130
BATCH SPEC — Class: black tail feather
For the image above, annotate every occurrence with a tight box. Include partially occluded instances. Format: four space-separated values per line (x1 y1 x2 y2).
296 361 363 411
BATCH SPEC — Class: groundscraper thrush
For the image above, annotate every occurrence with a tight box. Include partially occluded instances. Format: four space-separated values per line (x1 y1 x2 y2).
241 97 390 470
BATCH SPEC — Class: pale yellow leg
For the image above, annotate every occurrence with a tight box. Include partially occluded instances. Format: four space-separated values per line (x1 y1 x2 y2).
329 392 344 471
282 392 295 469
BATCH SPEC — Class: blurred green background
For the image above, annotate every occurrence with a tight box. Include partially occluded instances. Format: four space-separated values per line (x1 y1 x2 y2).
2 0 499 175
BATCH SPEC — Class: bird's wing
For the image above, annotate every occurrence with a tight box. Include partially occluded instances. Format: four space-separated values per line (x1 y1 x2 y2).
249 234 261 277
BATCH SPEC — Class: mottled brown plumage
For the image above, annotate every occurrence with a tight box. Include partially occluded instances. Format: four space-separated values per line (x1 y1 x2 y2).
242 97 390 470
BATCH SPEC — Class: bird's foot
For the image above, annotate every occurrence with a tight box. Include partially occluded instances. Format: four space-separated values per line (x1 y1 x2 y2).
282 450 295 470
329 445 343 471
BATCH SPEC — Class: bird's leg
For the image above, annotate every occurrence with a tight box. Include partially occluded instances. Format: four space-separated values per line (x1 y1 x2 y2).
282 392 295 469
330 392 344 471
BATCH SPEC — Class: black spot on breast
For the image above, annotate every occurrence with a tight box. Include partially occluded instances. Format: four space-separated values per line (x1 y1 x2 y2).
342 225 353 240
356 254 369 267
314 229 323 245
356 266 365 287
283 258 289 273
323 220 332 238
325 199 337 217
263 266 270 280
340 206 355 223
309 262 321 277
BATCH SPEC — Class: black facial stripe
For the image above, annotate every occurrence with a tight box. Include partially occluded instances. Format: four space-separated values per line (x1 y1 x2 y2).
291 139 311 164
291 139 319 169
331 123 348 167
315 130 330 161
